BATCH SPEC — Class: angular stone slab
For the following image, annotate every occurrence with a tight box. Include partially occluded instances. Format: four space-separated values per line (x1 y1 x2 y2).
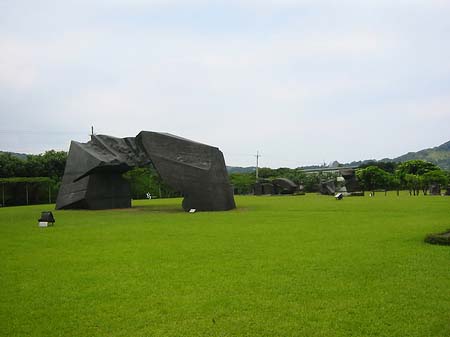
136 132 235 211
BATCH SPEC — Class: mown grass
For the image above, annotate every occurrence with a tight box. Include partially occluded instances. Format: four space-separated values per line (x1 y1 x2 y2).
0 193 449 337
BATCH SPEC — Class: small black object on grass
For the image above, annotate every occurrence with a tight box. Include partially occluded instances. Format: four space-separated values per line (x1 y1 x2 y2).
335 193 343 200
424 230 450 246
38 211 55 227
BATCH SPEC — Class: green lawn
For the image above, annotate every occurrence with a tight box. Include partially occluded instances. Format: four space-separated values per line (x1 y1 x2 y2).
1 194 449 337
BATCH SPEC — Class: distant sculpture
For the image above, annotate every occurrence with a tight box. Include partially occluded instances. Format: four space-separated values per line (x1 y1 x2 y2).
429 184 441 196
56 132 236 212
272 178 300 194
253 180 274 195
339 169 360 192
253 178 301 195
319 169 362 196
319 179 336 195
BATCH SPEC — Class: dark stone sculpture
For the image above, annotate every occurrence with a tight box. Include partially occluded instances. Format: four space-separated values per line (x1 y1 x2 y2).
254 178 300 195
319 180 336 195
56 132 236 212
136 132 235 211
272 178 299 194
339 168 360 192
254 181 274 195
38 211 55 223
319 169 362 196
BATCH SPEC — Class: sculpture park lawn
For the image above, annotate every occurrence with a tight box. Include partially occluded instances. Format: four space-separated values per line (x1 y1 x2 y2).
0 193 449 337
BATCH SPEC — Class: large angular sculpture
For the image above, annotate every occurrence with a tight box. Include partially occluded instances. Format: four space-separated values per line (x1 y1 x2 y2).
56 132 236 212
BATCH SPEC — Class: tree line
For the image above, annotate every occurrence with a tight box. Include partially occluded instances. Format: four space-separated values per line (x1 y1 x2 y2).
228 160 449 196
0 151 67 205
357 160 449 195
0 151 180 205
1 150 449 206
229 167 340 194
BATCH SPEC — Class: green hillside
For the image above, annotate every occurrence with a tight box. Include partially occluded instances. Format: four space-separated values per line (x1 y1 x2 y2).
0 151 28 160
394 140 450 170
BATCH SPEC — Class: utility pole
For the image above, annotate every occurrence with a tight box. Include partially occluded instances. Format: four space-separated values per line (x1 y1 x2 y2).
255 151 261 182
91 126 94 136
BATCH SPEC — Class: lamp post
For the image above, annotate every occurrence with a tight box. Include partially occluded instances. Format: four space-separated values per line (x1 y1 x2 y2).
255 151 260 182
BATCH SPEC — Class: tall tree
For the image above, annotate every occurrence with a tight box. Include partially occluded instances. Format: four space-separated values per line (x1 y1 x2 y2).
396 160 440 195
356 166 391 195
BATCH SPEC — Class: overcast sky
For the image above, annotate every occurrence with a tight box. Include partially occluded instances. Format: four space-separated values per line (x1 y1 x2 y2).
1 0 449 167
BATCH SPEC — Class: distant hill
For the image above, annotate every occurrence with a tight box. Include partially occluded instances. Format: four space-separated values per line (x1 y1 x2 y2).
228 140 450 172
227 166 255 174
392 140 450 170
0 151 28 160
340 140 450 170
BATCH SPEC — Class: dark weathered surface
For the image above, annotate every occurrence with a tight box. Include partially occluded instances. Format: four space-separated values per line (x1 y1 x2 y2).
254 178 299 195
425 230 450 245
272 178 298 194
55 135 146 210
319 180 336 195
253 181 274 195
38 211 55 223
136 132 235 211
56 132 235 211
339 168 360 192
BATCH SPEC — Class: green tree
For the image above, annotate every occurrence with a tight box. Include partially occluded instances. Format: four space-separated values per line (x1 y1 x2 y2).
396 160 439 176
356 166 391 195
0 153 25 177
359 161 398 173
24 151 67 179
388 175 401 196
229 173 254 194
258 167 276 179
123 166 180 199
421 170 449 194
0 151 67 204
396 160 440 195
284 169 307 186
403 174 420 196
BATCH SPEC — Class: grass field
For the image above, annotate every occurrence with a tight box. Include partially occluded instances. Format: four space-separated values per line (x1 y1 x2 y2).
1 193 449 337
